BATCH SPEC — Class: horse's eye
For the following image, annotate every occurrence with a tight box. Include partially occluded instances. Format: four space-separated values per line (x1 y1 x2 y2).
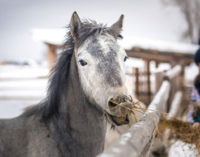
79 59 87 66
124 56 128 62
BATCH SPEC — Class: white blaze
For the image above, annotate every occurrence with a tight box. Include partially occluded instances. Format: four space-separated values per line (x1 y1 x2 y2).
76 34 128 110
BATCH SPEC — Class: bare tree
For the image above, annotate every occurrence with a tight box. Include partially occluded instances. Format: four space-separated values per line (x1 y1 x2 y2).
164 0 200 44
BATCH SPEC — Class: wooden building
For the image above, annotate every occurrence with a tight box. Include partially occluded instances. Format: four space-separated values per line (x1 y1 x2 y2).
32 29 199 104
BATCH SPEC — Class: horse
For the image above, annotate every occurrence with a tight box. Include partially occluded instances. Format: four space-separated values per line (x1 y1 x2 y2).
0 12 137 157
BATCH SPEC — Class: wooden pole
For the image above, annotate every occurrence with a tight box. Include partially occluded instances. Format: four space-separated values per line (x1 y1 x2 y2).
47 44 57 68
155 72 164 92
134 68 139 97
146 60 151 103
164 65 182 81
155 61 159 68
181 65 185 88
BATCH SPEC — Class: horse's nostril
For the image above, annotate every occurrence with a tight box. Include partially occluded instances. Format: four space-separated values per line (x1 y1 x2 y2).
108 99 118 108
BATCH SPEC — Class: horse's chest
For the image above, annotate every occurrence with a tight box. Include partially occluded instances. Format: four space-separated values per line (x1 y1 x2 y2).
70 118 106 156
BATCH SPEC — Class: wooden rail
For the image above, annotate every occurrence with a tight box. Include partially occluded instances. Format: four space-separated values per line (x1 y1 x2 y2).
98 81 170 157
167 91 183 118
163 91 183 145
98 65 183 157
164 65 182 81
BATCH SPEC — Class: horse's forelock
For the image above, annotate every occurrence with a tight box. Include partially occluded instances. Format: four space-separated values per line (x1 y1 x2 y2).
65 20 121 49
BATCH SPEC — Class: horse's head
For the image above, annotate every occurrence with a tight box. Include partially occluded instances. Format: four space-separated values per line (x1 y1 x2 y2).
70 12 132 126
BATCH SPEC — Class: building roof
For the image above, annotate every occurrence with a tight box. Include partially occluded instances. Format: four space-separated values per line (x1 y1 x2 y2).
32 28 199 54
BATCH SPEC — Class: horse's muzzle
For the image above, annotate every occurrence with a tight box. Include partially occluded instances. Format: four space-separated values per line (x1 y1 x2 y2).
106 95 133 126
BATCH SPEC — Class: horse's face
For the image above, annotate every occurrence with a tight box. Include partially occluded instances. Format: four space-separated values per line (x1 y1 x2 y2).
71 12 132 125
76 34 128 108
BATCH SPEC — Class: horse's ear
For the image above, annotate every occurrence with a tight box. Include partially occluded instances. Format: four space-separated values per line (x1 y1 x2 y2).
70 11 81 41
108 15 124 39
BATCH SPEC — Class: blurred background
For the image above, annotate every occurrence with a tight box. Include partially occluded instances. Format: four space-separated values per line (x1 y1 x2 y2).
0 0 199 118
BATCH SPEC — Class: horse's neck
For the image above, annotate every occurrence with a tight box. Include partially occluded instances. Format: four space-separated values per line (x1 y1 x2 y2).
65 74 106 139
51 59 106 156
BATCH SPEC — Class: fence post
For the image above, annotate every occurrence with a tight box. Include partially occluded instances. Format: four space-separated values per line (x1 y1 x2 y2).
134 68 139 97
146 60 151 104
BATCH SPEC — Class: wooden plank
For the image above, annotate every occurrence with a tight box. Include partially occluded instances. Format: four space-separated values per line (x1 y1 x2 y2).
164 65 182 81
126 49 194 66
148 81 170 112
126 50 173 63
163 91 183 144
126 48 194 59
164 65 182 111
168 91 183 118
155 71 164 92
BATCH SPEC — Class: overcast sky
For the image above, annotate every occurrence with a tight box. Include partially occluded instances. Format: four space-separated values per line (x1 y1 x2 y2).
0 0 187 62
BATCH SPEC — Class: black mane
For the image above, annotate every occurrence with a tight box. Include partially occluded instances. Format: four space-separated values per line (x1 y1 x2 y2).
22 20 111 119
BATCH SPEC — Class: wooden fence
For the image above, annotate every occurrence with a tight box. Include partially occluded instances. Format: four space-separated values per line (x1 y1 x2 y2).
98 65 183 157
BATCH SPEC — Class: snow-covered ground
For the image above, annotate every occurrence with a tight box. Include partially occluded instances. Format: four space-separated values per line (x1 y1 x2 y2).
0 65 48 118
0 100 40 118
169 140 199 157
0 65 49 79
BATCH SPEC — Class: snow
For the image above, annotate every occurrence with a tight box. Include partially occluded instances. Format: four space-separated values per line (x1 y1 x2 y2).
0 100 40 119
169 140 199 157
0 65 49 80
32 28 199 54
0 90 45 99
119 133 131 145
0 79 47 90
119 37 199 54
185 63 199 85
0 65 48 118
32 28 66 45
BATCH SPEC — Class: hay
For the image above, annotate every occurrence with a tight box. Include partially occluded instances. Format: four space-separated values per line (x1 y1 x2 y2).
107 96 200 155
159 117 200 154
106 96 146 126
108 95 200 155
